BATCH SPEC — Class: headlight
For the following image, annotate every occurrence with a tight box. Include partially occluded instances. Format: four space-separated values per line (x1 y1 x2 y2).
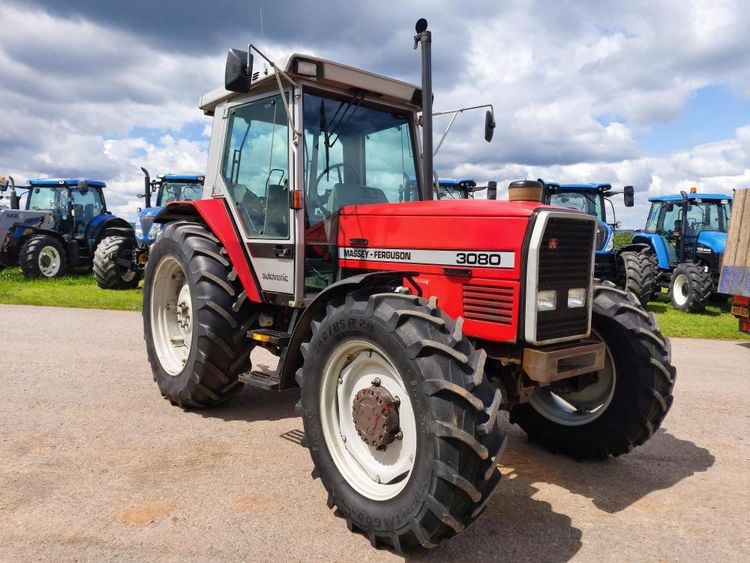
135 221 143 238
604 237 614 251
537 290 557 311
149 222 162 237
567 288 587 308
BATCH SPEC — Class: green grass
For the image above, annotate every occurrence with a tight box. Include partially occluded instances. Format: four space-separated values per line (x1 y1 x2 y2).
0 265 746 339
0 268 142 311
646 290 749 340
613 229 634 249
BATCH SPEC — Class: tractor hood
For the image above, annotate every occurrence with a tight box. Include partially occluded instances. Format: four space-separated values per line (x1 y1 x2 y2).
337 199 545 218
136 206 163 244
697 230 726 254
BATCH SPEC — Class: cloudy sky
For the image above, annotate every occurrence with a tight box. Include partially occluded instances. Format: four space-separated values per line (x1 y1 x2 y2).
1 0 748 226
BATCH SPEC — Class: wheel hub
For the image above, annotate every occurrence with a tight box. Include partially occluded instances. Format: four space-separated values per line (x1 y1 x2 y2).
176 284 192 332
352 378 400 448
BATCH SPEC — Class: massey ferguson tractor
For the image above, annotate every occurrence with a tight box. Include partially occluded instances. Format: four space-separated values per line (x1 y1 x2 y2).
142 20 675 551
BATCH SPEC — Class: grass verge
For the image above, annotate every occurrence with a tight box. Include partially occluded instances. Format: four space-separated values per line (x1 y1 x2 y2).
0 268 142 311
0 266 747 339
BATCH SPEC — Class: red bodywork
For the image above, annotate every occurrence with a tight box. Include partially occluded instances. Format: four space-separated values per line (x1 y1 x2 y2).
171 198 545 343
337 199 543 342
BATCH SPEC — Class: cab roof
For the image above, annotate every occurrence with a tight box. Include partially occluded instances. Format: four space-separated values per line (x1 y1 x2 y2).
545 182 612 191
199 53 422 115
28 178 106 188
648 193 732 202
159 174 205 183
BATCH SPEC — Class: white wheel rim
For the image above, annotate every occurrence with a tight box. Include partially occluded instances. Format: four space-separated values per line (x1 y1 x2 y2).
38 246 61 277
529 331 616 426
673 273 689 306
150 256 192 376
319 339 417 501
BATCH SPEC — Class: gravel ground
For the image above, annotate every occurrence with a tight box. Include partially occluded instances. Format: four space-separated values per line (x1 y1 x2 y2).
0 304 748 562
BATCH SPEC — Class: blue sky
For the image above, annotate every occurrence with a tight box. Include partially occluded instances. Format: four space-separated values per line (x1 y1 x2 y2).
1 0 749 227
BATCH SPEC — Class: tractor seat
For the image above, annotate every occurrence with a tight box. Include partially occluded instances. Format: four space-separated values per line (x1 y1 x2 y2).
327 183 388 215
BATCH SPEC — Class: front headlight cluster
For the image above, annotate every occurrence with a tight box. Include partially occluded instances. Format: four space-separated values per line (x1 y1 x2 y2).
604 237 614 251
149 222 162 238
135 221 143 239
536 288 587 311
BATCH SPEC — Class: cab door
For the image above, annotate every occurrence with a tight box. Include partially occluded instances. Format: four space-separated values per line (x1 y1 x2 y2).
218 91 297 305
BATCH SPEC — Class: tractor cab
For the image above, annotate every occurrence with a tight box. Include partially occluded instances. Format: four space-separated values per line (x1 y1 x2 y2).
26 178 107 239
136 172 205 245
642 192 732 267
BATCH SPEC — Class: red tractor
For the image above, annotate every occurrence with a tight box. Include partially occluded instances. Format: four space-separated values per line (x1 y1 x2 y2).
142 20 675 551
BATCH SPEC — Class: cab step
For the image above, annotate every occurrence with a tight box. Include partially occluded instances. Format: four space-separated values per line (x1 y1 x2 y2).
239 369 280 390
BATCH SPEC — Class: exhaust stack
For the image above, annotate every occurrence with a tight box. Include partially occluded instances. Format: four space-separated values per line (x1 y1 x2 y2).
415 18 433 201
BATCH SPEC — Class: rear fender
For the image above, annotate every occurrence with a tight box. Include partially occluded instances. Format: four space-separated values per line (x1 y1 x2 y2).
276 271 417 389
155 200 262 303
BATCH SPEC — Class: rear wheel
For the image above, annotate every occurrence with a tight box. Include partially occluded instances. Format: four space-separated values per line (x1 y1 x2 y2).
143 221 255 408
511 283 675 460
93 235 142 289
618 249 656 304
297 291 505 551
20 234 66 278
669 262 711 313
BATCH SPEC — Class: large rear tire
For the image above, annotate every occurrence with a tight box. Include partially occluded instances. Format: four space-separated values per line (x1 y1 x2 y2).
143 221 255 408
20 234 67 278
93 235 142 289
669 262 711 313
618 249 656 304
511 283 675 460
297 291 505 551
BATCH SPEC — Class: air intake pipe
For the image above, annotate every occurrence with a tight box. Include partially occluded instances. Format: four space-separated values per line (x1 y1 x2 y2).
508 180 543 202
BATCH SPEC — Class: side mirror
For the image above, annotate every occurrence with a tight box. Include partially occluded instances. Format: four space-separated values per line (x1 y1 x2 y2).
487 181 497 200
623 185 634 207
77 179 89 194
137 193 145 198
484 110 496 143
225 48 254 92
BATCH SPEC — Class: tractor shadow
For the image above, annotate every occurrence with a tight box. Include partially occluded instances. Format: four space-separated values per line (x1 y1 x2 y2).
193 386 299 423
409 418 714 562
736 342 750 350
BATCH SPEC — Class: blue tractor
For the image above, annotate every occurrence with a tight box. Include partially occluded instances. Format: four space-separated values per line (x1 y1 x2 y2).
0 177 136 282
539 182 658 304
94 168 204 289
632 189 732 312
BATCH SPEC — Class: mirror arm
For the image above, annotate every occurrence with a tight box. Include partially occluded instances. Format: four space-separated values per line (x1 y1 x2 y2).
248 44 302 145
432 103 495 156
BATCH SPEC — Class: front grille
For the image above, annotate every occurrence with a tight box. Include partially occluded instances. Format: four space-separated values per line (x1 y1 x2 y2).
536 216 595 342
463 283 514 325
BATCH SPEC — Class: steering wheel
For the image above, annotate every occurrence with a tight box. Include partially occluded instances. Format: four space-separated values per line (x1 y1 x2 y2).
313 163 361 215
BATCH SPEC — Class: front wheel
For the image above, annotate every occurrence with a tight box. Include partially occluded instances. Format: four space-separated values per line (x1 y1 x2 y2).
93 235 142 289
297 291 505 551
511 283 676 460
20 234 67 278
617 249 656 304
143 221 255 408
670 262 711 312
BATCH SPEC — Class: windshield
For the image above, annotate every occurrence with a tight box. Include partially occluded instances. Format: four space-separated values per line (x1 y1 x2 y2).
302 91 417 225
157 182 203 206
548 191 605 222
646 199 732 234
27 187 67 212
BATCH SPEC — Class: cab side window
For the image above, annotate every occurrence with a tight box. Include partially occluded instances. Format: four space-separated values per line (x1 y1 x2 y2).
222 94 290 239
71 188 104 234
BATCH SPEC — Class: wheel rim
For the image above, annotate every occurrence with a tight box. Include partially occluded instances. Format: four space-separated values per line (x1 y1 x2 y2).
319 339 417 501
118 247 137 283
529 332 616 426
672 273 689 306
38 246 61 277
150 256 192 376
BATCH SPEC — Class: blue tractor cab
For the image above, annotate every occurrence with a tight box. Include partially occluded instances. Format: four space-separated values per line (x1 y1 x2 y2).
632 189 732 312
540 181 657 304
0 177 135 281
